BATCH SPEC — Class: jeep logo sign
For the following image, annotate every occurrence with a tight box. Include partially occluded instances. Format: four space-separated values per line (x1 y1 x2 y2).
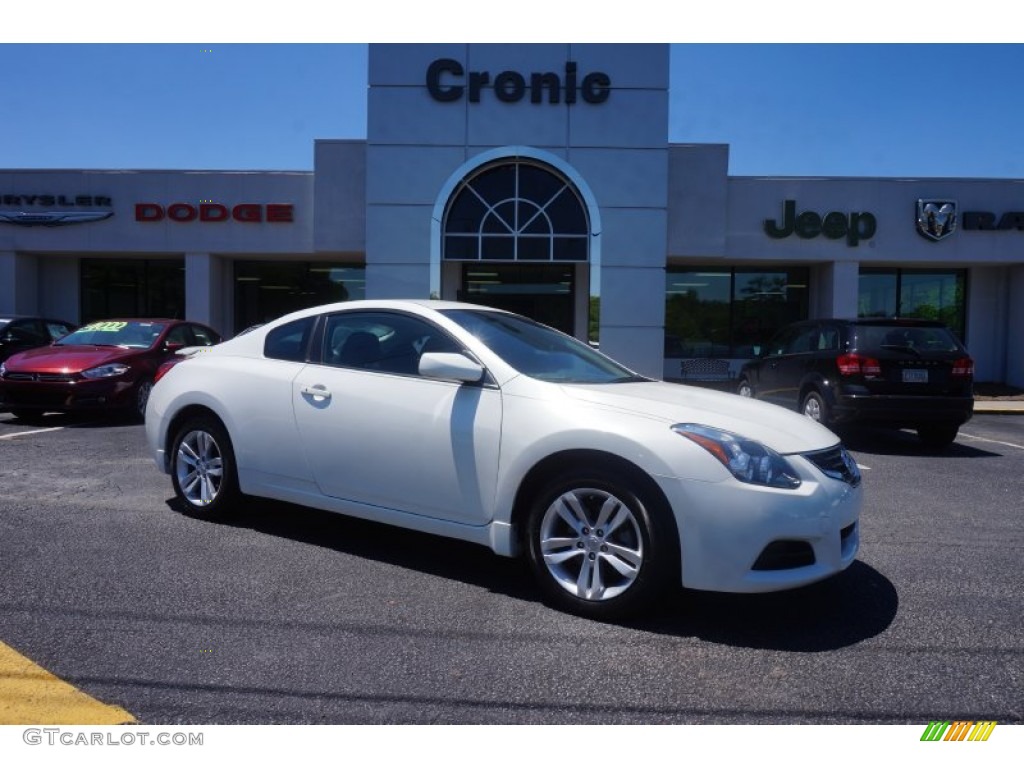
764 200 877 247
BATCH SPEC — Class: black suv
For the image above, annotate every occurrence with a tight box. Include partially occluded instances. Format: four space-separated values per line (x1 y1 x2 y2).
737 318 974 447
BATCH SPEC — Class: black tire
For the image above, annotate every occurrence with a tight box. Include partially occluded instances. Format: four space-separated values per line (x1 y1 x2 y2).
170 416 240 520
800 390 830 425
10 408 45 424
917 424 959 449
134 378 155 422
737 378 754 398
525 467 677 620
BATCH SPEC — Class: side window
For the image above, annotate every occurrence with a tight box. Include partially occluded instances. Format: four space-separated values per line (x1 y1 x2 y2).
817 326 840 352
786 327 818 355
264 317 316 362
165 325 193 347
9 319 47 345
46 322 74 340
323 312 460 375
766 327 798 357
190 325 220 346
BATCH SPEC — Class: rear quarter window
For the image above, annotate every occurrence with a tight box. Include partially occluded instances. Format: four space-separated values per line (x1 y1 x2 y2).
264 317 316 362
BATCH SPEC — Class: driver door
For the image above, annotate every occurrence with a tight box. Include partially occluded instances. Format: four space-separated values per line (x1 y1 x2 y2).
291 310 503 526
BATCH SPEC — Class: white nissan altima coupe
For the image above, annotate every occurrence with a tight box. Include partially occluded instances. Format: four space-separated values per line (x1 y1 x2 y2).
146 300 861 619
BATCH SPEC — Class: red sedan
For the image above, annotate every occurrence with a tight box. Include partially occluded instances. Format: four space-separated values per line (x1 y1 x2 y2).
0 319 220 422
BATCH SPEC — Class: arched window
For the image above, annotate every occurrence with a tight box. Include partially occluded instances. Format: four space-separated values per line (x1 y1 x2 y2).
443 160 589 262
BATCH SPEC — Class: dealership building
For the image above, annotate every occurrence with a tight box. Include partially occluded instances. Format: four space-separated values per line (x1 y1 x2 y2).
2 44 1023 386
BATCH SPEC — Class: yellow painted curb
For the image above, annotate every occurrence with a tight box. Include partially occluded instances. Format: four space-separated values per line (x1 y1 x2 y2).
0 641 136 725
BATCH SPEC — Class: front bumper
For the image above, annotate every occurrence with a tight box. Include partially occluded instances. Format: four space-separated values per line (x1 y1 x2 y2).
657 453 862 593
0 377 136 412
832 393 973 427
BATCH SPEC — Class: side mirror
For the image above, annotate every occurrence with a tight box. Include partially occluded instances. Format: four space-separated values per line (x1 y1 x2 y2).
164 341 186 352
419 352 485 383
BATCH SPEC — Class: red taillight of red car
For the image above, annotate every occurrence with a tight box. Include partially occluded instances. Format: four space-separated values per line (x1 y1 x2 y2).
951 357 974 377
837 353 882 377
153 360 178 384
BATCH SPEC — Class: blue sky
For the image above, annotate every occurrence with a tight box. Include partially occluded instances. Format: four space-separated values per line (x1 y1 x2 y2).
3 6 1023 178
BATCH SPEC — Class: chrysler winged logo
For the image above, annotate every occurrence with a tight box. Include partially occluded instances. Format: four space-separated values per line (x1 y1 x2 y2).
916 199 957 241
0 211 114 227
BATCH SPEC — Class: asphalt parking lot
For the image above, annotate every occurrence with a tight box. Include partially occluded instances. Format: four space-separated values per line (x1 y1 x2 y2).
0 410 1021 725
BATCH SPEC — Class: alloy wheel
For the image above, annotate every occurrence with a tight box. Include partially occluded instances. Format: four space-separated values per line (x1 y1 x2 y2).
175 429 224 507
538 487 644 601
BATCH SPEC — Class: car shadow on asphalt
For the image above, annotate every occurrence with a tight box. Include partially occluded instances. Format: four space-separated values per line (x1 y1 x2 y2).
0 412 140 429
627 562 898 652
835 425 1001 458
166 495 897 652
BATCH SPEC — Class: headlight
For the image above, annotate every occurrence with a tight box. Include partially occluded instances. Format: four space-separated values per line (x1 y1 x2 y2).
81 363 130 379
672 423 802 489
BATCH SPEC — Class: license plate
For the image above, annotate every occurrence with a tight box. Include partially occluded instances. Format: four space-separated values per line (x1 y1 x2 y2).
902 368 928 383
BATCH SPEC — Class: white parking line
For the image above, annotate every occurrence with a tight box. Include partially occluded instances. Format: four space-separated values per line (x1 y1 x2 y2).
0 427 64 440
958 432 1024 451
856 463 871 470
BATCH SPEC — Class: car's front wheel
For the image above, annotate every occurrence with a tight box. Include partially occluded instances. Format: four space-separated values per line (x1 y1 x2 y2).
525 468 676 620
170 416 240 519
134 378 154 422
737 378 754 398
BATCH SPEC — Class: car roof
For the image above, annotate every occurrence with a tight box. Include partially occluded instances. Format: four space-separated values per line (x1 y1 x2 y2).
265 299 510 325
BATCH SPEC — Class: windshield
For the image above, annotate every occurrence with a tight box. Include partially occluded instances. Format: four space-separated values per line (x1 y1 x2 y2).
442 309 642 384
56 320 166 349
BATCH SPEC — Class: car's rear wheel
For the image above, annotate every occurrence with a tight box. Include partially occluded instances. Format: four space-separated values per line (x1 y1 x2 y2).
525 468 675 620
170 416 240 519
737 378 754 398
917 424 959 449
801 390 829 425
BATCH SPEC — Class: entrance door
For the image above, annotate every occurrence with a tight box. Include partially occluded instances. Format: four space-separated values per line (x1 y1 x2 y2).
459 263 575 336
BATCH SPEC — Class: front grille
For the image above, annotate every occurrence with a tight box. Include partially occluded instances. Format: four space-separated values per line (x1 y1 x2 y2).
1 372 75 382
804 445 862 487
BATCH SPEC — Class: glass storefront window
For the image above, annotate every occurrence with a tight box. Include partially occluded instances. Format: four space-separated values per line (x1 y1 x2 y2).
81 259 185 323
234 262 365 335
458 263 575 335
859 269 966 340
665 267 809 359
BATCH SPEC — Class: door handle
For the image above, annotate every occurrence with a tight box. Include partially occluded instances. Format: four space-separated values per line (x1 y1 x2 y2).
301 385 332 400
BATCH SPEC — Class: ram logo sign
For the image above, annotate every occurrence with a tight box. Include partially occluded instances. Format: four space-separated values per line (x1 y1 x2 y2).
916 199 958 241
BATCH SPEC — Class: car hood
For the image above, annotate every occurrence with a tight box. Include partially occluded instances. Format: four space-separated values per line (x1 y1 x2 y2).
560 380 839 454
4 345 138 374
